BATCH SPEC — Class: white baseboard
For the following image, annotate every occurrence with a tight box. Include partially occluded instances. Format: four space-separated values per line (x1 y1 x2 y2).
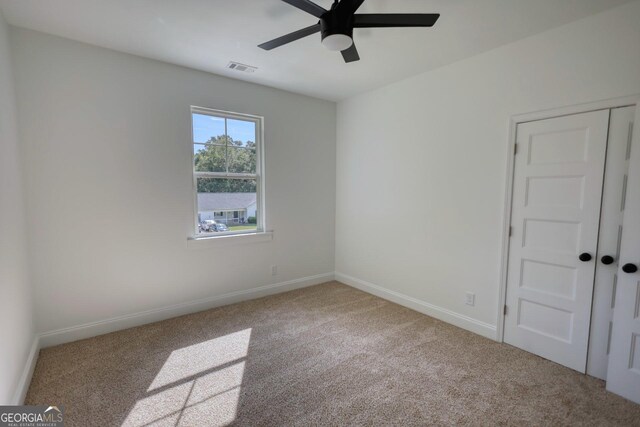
11 336 40 405
335 272 497 340
38 272 334 349
16 271 495 403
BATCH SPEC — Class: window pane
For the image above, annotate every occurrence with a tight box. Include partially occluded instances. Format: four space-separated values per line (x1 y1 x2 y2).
196 178 258 234
194 144 226 173
227 146 256 174
192 113 225 143
227 118 256 148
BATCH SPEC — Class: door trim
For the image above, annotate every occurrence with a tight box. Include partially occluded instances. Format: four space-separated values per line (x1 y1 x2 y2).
496 94 640 342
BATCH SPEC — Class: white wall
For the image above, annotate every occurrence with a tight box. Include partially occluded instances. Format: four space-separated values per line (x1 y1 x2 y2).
10 28 336 336
336 1 640 337
0 11 34 403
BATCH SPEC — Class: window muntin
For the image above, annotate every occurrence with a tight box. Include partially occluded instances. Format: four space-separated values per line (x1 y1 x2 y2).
191 107 263 237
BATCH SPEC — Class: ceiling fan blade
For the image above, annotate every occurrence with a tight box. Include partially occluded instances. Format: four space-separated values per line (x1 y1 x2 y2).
354 13 440 28
341 42 360 63
258 24 321 50
281 0 327 18
336 0 366 15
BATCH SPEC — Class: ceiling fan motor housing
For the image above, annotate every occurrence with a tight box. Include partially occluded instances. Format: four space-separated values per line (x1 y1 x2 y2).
320 12 354 43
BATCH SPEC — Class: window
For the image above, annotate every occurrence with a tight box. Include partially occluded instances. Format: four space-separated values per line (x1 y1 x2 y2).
191 107 263 237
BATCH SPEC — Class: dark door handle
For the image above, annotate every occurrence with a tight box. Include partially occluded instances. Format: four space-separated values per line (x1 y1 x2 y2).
601 255 615 265
622 263 638 273
579 253 592 262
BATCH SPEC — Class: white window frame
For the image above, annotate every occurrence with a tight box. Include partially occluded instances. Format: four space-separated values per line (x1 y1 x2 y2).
190 106 266 239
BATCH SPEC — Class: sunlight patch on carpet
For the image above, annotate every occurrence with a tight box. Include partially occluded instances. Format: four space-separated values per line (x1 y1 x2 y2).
122 329 251 426
148 328 251 391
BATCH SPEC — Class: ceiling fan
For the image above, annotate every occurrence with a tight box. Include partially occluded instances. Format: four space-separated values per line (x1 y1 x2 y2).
258 0 440 63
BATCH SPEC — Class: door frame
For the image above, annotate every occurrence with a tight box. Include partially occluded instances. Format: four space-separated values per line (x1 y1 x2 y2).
496 94 640 342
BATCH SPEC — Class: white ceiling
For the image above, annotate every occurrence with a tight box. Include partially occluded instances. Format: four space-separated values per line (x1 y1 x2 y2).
0 0 632 101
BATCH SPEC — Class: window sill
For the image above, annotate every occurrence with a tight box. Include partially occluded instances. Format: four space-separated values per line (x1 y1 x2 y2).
187 231 273 249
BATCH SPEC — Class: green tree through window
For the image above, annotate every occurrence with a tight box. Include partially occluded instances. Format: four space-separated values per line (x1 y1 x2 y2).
194 135 257 192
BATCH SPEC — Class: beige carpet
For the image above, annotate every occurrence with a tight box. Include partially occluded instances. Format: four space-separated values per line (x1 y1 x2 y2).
26 281 640 426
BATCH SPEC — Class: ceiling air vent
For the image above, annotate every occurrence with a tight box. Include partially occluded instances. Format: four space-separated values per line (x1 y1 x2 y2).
227 62 257 73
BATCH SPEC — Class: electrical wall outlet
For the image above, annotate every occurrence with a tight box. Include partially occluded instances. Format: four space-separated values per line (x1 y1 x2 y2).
465 292 475 306
271 265 277 276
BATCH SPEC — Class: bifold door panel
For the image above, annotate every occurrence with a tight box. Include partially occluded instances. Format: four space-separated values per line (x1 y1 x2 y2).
587 106 635 380
504 110 609 373
606 107 640 404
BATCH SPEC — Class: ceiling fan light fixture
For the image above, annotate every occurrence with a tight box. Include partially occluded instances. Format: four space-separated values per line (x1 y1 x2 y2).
321 33 353 51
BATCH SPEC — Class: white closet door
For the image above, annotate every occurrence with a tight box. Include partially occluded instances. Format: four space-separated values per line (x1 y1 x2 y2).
607 107 640 404
587 106 635 380
504 110 609 372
